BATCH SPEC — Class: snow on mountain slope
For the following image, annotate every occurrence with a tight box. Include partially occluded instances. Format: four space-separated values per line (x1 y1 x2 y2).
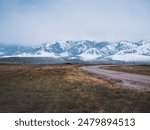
115 41 137 50
136 42 150 56
59 52 70 57
31 49 58 57
108 54 150 62
79 48 104 60
0 40 150 62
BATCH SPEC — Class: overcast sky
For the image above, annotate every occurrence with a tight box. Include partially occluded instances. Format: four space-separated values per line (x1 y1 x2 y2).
0 0 150 45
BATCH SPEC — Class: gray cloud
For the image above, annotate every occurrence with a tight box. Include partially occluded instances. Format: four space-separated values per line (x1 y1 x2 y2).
0 0 150 45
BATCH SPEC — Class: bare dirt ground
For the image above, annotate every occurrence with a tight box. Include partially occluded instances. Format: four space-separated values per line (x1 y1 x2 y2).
0 63 150 112
81 65 150 92
101 65 150 76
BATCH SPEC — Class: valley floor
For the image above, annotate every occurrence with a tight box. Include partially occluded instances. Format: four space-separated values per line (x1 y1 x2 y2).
0 63 149 112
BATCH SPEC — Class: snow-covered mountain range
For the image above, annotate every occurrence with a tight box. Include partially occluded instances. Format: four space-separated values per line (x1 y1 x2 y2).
0 40 150 63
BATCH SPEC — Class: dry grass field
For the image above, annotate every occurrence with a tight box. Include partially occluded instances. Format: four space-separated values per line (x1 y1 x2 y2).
0 63 149 112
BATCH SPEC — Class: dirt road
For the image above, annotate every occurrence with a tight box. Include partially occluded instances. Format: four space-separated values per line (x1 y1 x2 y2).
81 65 150 91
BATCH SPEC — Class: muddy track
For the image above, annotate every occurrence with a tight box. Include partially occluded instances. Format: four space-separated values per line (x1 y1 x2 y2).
81 65 150 92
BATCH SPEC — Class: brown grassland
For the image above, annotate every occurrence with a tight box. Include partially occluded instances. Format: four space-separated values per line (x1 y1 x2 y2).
0 63 150 112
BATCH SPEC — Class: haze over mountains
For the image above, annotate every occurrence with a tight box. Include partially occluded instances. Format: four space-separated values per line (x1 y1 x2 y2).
0 40 150 63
